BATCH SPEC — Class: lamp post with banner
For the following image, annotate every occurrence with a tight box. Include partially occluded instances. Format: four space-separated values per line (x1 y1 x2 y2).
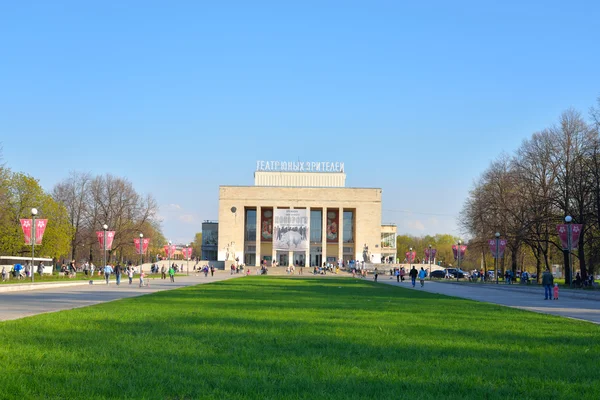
557 216 583 288
139 233 144 271
457 240 462 282
565 216 573 288
185 244 190 276
495 233 500 284
103 224 108 270
31 208 37 283
427 244 433 280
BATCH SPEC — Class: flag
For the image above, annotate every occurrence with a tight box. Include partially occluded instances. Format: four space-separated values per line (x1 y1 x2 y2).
489 239 507 258
20 219 32 245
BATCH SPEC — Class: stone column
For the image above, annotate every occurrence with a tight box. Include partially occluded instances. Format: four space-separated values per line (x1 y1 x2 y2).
272 206 277 266
321 207 327 267
256 205 261 267
338 207 344 268
288 206 293 267
305 207 311 269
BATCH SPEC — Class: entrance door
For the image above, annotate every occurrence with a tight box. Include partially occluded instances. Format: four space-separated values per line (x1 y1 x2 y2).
293 252 305 267
278 253 288 266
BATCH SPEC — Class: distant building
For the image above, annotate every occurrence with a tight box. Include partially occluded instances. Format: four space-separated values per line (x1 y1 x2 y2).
212 161 395 267
202 221 218 261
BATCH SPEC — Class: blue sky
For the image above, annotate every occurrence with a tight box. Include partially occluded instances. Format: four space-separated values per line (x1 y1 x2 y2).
1 1 599 244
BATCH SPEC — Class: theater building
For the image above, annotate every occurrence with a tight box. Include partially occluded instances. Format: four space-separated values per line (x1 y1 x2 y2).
215 161 396 267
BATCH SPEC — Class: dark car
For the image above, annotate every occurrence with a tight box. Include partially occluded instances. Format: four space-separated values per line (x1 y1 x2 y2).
446 268 467 279
430 270 446 279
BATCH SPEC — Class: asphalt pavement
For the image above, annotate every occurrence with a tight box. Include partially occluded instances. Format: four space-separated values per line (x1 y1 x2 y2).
0 272 237 321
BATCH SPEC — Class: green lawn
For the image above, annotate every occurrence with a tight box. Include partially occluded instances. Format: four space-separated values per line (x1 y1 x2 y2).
0 277 598 399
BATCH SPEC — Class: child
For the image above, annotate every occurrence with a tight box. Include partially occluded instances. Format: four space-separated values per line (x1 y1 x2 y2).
139 271 145 287
127 267 134 285
553 283 559 300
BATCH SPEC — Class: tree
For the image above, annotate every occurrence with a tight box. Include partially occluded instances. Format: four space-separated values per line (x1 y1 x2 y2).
192 232 202 259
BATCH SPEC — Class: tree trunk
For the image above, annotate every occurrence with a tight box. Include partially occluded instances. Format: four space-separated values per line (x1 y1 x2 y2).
563 250 570 284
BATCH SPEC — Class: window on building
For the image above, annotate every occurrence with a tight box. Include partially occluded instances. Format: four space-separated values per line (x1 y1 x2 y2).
310 210 322 242
343 211 354 243
245 209 257 242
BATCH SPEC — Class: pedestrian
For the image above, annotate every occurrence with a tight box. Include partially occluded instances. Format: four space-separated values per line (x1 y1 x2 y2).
161 265 166 280
400 268 405 282
409 266 418 287
374 267 379 282
553 283 559 300
127 267 134 285
139 270 146 287
169 265 175 282
114 263 122 286
395 268 400 283
37 262 44 277
90 263 95 277
542 267 554 300
204 266 209 277
418 267 427 287
104 264 113 285
210 266 215 276
1 266 7 282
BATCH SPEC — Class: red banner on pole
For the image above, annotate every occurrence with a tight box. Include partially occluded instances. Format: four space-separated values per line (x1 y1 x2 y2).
163 244 176 258
571 224 583 249
405 251 416 263
424 248 437 263
20 219 32 245
181 248 192 259
452 245 467 260
488 239 507 258
34 219 48 245
97 231 116 250
557 224 583 250
557 225 569 250
134 238 141 254
142 238 150 254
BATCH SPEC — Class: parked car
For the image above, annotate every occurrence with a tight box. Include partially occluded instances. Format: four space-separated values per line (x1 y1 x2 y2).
430 270 446 279
446 268 468 279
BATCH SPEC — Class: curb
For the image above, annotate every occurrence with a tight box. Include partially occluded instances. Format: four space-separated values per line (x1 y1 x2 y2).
0 281 91 293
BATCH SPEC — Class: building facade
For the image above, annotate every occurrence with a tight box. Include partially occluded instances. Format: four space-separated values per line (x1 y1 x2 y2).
215 166 395 267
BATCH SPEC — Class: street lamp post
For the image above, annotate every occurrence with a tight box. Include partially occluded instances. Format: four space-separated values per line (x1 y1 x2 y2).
139 233 144 273
428 244 432 280
31 208 38 283
495 232 500 284
566 216 573 288
167 240 172 273
409 247 412 265
457 239 462 282
103 224 108 270
185 243 190 276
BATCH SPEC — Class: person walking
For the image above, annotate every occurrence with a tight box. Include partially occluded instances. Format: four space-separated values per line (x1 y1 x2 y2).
418 267 427 287
161 265 166 280
409 266 418 287
103 264 113 285
1 266 7 282
169 265 175 282
114 263 122 286
395 268 400 283
127 267 134 285
210 266 215 276
373 267 379 282
542 267 554 300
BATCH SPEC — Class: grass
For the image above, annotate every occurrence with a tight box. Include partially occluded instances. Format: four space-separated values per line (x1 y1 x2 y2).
0 277 599 399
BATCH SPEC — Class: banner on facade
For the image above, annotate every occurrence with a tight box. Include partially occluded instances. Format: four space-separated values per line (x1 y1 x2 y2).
96 230 116 250
452 245 467 260
261 209 273 242
326 209 338 243
274 209 308 251
557 224 583 250
488 239 507 258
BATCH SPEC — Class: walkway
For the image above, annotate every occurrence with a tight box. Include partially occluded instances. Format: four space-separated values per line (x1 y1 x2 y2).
0 272 236 322
379 278 600 324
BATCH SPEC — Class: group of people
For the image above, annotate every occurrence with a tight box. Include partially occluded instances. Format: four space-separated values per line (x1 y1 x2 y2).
100 263 146 286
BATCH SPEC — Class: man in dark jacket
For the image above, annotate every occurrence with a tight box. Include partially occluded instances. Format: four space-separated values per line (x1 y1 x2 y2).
542 267 554 300
409 266 418 288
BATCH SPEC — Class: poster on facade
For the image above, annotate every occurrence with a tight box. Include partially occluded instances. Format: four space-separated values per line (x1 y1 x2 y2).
261 209 273 241
274 209 308 251
326 209 338 243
